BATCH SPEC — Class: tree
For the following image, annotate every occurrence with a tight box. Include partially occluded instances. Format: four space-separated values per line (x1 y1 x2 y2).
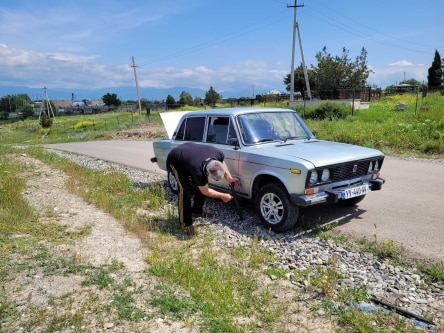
0 95 14 113
193 96 202 106
310 47 371 97
283 65 316 95
179 91 193 106
19 105 35 120
102 93 122 107
0 94 32 113
204 86 220 105
427 49 442 90
165 94 176 107
384 78 422 95
400 78 422 86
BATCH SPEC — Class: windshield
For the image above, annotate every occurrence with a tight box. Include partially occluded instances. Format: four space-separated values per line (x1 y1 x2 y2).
237 111 310 145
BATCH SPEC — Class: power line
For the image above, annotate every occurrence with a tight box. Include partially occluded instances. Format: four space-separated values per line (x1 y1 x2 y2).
304 2 433 55
316 2 436 50
136 8 287 68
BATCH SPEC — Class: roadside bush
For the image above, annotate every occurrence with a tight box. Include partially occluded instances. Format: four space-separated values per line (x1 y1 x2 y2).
306 102 349 120
39 114 53 128
421 140 440 154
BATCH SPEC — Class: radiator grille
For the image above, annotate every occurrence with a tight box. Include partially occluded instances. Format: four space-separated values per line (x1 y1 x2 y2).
330 160 371 182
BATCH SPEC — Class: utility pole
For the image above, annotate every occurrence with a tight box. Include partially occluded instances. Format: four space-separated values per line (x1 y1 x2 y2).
288 0 311 102
39 86 55 120
131 56 142 115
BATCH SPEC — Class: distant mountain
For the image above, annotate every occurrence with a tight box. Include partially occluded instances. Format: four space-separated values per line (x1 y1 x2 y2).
0 85 259 101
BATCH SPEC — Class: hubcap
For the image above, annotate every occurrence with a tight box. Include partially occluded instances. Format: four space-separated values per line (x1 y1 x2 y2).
260 193 284 225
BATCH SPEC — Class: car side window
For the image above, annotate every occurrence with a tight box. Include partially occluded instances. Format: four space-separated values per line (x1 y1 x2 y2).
206 116 230 144
227 121 237 143
175 117 205 141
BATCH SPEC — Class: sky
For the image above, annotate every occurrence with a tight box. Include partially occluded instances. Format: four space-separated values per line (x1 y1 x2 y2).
0 0 443 100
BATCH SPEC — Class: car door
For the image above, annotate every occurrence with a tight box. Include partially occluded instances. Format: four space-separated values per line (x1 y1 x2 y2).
205 115 240 192
170 115 206 152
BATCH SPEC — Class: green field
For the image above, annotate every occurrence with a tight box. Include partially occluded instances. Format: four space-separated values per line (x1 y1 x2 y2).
1 92 443 157
305 92 444 156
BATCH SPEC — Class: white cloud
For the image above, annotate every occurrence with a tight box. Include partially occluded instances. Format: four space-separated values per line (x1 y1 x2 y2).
388 60 414 67
368 60 428 87
135 61 285 93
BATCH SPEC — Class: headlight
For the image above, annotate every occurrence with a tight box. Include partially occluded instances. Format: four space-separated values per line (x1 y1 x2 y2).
321 168 330 182
368 161 374 173
374 160 380 171
309 171 318 185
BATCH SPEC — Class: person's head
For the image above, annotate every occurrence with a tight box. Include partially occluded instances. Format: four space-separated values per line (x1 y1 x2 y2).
206 159 225 181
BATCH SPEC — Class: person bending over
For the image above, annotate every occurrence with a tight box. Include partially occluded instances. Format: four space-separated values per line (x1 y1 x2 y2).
166 142 240 235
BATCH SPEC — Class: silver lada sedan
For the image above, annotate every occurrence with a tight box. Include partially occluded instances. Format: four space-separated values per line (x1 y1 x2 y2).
151 107 385 232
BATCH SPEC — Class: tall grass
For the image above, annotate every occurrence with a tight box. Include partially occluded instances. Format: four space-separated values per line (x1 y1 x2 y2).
1 110 159 145
304 92 444 155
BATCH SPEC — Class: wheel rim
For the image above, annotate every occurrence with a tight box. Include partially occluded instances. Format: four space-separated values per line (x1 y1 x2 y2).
168 171 178 192
259 192 284 225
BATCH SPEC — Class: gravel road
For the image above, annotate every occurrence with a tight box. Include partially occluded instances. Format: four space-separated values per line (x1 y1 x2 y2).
45 140 444 265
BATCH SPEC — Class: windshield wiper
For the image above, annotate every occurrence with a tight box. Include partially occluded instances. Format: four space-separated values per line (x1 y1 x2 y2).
283 135 306 142
255 138 276 143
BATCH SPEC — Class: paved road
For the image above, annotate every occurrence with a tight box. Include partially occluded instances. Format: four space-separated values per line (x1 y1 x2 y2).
45 140 444 264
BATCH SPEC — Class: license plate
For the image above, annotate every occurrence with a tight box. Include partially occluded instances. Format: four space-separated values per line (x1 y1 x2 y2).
341 184 369 200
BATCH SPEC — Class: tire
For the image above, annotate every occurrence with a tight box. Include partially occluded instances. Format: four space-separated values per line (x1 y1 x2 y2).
167 168 179 194
255 183 299 233
338 194 366 206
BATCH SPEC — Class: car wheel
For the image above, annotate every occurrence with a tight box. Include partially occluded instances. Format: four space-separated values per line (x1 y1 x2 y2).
167 168 179 194
338 194 366 206
255 183 299 233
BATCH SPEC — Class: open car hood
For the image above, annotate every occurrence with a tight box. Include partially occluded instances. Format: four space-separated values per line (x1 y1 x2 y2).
159 111 191 139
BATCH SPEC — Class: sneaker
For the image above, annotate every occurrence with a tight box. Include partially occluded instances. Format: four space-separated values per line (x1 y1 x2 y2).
183 225 198 235
192 211 214 218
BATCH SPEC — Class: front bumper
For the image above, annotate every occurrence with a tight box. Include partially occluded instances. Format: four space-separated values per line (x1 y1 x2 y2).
291 177 385 207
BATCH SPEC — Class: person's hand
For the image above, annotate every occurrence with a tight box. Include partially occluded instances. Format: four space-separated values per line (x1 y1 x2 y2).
229 178 241 190
221 193 232 203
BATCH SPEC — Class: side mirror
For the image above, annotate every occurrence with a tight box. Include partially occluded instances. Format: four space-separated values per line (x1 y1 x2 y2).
227 137 239 147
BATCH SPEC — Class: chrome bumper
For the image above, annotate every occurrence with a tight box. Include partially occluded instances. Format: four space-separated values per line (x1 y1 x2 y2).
291 178 385 207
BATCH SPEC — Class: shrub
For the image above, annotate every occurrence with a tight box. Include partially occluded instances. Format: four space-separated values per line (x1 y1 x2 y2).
421 140 439 154
39 114 53 128
307 102 349 120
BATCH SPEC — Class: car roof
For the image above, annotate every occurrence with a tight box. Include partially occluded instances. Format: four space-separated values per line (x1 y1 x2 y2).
159 107 295 138
187 107 294 116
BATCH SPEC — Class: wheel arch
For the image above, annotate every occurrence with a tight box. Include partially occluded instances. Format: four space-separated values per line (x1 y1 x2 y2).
252 173 287 199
